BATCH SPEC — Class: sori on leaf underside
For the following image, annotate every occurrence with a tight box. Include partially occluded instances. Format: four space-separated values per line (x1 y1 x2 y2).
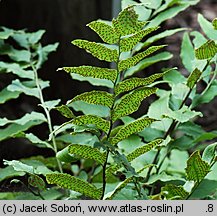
47 4 216 200
47 5 168 199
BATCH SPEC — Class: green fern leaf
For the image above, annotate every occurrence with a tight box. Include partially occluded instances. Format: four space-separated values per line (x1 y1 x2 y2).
68 144 106 165
62 66 117 83
46 173 102 199
187 68 202 89
68 90 114 108
71 115 110 133
162 184 189 200
112 87 157 122
106 139 160 178
115 72 165 96
185 151 211 183
105 176 133 200
119 45 166 71
56 146 78 163
87 21 119 44
55 105 75 118
72 39 118 62
110 117 156 145
127 139 163 161
120 27 159 52
195 40 217 60
213 18 217 30
112 6 146 36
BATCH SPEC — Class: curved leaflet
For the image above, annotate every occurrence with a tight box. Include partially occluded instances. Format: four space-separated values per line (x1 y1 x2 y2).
68 90 114 108
112 87 157 122
162 184 188 200
87 21 119 44
126 139 163 161
195 40 217 60
110 117 156 145
72 39 118 62
115 72 165 96
62 66 117 83
120 27 159 52
186 68 202 89
55 105 75 119
118 45 166 71
71 115 110 133
112 6 146 36
185 151 211 183
46 173 102 199
106 139 162 178
68 144 106 165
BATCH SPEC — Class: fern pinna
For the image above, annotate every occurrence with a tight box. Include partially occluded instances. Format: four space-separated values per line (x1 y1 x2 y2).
46 6 167 200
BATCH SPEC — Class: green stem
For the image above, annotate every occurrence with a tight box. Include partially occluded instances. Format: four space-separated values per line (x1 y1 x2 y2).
101 36 143 199
101 151 110 200
101 38 121 200
31 64 63 173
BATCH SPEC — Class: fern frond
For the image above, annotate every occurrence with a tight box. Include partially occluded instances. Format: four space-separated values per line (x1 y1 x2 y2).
110 117 156 145
68 144 106 165
72 39 118 62
185 151 211 183
126 139 163 161
55 105 75 118
46 173 102 199
62 66 117 83
118 45 166 71
112 6 146 36
87 21 119 44
106 139 161 178
105 177 133 200
212 18 217 30
68 90 114 108
187 68 202 89
120 27 159 52
112 87 157 122
195 40 217 60
115 72 165 96
71 115 110 133
162 184 188 200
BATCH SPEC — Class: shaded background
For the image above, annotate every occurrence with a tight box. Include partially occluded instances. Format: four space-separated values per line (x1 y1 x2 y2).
0 0 114 102
0 0 217 166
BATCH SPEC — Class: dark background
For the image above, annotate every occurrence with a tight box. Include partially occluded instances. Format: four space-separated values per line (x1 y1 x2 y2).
0 0 112 102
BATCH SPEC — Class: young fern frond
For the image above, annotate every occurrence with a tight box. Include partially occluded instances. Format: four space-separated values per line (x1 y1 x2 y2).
49 5 167 199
